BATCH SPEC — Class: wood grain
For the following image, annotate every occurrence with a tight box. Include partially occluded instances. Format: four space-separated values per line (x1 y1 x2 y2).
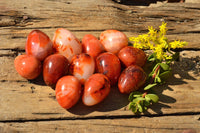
0 0 200 132
0 1 200 49
0 115 200 133
0 50 199 121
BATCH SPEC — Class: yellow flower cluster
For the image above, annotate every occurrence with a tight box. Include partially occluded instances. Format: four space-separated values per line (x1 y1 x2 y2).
129 22 188 61
170 40 188 49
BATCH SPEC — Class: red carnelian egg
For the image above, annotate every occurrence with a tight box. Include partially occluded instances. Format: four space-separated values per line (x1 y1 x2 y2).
25 30 53 61
69 53 95 84
43 54 69 88
118 65 146 94
118 46 147 67
82 73 110 106
82 34 104 59
55 76 81 109
96 52 121 85
100 30 128 54
14 54 42 80
53 28 82 62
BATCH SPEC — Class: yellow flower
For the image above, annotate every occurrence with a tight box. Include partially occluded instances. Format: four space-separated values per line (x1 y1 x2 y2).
164 54 173 60
158 36 168 49
148 26 157 37
169 40 188 49
154 44 164 60
159 22 167 36
129 22 188 61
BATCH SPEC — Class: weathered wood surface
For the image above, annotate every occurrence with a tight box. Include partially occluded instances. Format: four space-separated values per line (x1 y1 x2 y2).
0 0 200 49
0 0 200 132
0 50 199 121
0 115 199 133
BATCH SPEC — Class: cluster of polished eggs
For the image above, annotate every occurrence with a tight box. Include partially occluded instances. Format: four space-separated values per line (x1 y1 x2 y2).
14 29 147 109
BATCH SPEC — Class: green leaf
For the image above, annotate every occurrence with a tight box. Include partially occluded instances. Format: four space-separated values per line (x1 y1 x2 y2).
132 106 137 113
159 70 172 80
128 102 134 109
147 53 154 59
159 63 170 71
145 94 159 103
128 91 142 101
128 103 137 113
137 103 143 113
144 83 157 90
155 76 162 83
132 97 145 103
149 58 155 62
145 95 151 102
132 91 143 97
147 53 156 62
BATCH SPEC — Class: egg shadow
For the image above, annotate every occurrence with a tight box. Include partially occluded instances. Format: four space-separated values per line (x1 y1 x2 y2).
28 73 47 86
68 85 129 115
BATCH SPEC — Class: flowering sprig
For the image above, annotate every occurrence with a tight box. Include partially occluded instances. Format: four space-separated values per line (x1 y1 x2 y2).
128 22 188 113
129 22 187 61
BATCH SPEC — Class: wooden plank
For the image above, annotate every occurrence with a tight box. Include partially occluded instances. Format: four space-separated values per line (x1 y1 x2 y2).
0 1 200 49
0 0 200 131
0 115 199 133
0 50 199 121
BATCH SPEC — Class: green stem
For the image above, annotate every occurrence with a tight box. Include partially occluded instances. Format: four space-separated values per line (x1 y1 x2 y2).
142 92 147 98
142 64 160 98
151 64 160 83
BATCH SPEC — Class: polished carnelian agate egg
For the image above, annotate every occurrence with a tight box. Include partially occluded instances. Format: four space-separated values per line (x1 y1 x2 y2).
14 55 42 80
82 73 110 106
118 46 147 67
118 65 146 94
53 28 82 62
69 53 95 84
96 52 121 85
82 34 104 59
43 54 69 87
25 30 53 61
55 76 81 109
100 30 128 54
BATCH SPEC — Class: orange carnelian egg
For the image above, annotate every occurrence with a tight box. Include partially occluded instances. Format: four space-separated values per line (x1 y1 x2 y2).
118 46 147 67
118 65 147 94
100 30 128 54
53 28 82 62
55 76 81 109
96 52 121 85
25 30 53 61
82 73 110 106
69 53 95 84
43 54 69 88
14 54 42 80
82 34 104 59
